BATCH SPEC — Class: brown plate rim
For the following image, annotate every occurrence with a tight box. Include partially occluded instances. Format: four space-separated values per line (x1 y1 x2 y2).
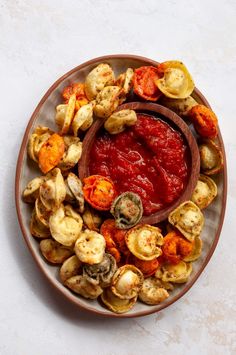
15 54 227 318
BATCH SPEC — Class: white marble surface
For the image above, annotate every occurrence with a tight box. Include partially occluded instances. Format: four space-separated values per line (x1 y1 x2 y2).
0 0 236 354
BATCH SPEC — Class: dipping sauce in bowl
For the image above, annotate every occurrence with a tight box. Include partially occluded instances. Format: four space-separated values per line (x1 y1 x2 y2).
89 114 190 216
79 102 199 224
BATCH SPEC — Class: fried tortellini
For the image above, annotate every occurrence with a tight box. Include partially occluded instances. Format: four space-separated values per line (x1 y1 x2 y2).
110 191 143 228
49 204 83 247
156 61 195 99
82 207 103 232
59 255 82 284
100 287 137 314
94 86 124 118
30 209 51 239
104 109 137 135
199 139 223 175
168 201 204 242
111 265 144 300
35 197 51 228
22 176 46 203
183 237 202 262
38 133 65 174
55 94 76 135
22 60 224 315
39 239 73 264
58 136 82 171
65 275 103 299
115 68 134 94
83 253 117 287
28 126 53 162
159 96 198 117
72 101 95 136
126 225 163 260
84 63 115 100
161 261 193 283
39 168 66 211
65 173 84 213
74 229 106 264
139 277 170 305
191 174 217 209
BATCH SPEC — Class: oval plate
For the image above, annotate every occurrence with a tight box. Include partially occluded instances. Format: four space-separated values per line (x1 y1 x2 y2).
15 55 227 318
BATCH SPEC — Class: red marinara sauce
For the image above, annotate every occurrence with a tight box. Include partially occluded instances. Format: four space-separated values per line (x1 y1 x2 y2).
89 114 190 216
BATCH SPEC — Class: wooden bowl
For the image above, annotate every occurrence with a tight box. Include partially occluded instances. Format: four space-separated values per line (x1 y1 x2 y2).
79 102 200 224
15 54 227 318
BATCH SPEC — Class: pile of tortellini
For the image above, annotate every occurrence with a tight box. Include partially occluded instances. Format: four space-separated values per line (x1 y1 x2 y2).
22 60 224 314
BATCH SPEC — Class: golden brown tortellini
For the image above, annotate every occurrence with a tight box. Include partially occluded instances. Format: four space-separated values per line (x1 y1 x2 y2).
35 197 51 228
126 225 163 260
168 201 204 242
58 136 82 171
111 265 143 300
100 288 137 314
104 110 137 135
139 277 170 305
59 255 82 284
94 86 125 118
49 204 83 247
115 68 134 94
156 61 195 99
183 237 202 262
28 126 52 162
39 168 66 211
84 63 115 100
74 229 106 264
159 96 198 117
72 101 95 136
30 209 51 239
82 207 103 232
22 176 46 203
39 239 73 264
65 275 103 299
65 173 84 213
161 261 193 283
199 139 223 175
191 174 217 209
55 94 76 135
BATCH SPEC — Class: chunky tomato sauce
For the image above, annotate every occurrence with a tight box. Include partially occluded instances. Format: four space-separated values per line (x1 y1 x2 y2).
89 114 190 216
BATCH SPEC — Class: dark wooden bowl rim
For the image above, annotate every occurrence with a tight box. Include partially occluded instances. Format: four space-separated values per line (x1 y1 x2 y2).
79 102 200 224
15 54 227 318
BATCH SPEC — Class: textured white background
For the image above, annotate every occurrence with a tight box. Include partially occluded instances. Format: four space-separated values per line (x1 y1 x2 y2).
0 1 236 354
